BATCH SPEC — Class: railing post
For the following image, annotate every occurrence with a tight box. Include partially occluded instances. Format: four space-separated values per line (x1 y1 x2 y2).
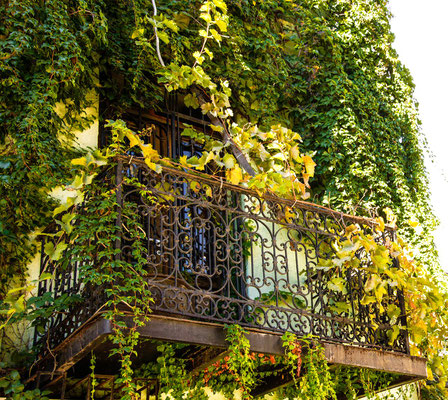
392 228 411 355
115 159 123 260
33 240 47 346
395 260 411 354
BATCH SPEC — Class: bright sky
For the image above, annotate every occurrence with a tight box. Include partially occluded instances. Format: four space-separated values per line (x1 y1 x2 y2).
388 0 448 271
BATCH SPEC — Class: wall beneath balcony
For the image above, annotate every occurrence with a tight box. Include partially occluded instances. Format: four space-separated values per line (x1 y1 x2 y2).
50 89 100 205
27 89 100 287
359 382 419 400
18 91 100 353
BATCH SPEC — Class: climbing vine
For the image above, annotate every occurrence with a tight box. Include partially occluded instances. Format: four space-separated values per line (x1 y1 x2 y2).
136 326 338 400
280 333 336 400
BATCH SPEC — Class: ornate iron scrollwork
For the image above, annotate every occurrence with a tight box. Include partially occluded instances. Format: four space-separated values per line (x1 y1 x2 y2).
37 157 409 354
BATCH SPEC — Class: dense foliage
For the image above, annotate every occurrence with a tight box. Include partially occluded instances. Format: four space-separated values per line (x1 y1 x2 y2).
1 0 440 280
1 0 447 398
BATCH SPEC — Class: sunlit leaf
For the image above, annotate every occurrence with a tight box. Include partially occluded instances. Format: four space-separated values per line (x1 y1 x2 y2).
228 165 243 185
303 155 316 177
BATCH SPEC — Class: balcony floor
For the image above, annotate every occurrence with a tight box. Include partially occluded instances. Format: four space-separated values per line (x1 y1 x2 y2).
33 312 427 398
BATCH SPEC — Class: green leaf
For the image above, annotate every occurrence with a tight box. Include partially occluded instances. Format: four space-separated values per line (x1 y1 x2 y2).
39 272 53 281
387 325 401 345
163 18 178 32
223 153 236 169
44 242 55 257
158 30 169 44
11 295 26 313
193 51 205 65
173 13 190 29
184 93 199 109
51 243 68 261
327 277 347 294
131 28 145 39
331 302 351 313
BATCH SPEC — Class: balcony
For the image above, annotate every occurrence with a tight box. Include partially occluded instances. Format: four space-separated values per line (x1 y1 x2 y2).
33 155 426 397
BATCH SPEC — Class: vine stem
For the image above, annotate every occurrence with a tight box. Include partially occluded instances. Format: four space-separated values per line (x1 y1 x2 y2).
191 86 256 176
192 22 210 69
148 1 255 177
151 0 165 67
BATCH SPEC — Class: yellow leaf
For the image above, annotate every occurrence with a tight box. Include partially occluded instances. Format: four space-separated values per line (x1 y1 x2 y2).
125 131 142 148
328 277 347 294
303 155 316 177
145 160 156 171
131 28 144 39
210 28 222 42
290 145 302 162
71 156 87 166
179 155 188 166
427 366 434 381
374 283 388 303
408 219 419 228
415 318 428 333
296 181 306 196
360 295 376 305
284 206 295 223
213 0 227 12
70 173 84 189
209 124 224 132
376 217 385 232
216 19 227 32
53 197 72 216
345 224 358 235
190 181 201 193
228 165 243 185
223 153 236 169
205 185 212 198
364 274 381 292
302 173 310 188
141 143 159 161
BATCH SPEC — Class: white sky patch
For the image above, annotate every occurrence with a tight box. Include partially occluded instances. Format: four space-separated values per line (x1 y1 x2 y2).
389 0 448 271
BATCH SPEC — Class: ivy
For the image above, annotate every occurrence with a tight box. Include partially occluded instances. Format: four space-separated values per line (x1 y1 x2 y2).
0 367 50 400
224 324 257 399
280 333 336 400
136 326 336 400
0 0 107 290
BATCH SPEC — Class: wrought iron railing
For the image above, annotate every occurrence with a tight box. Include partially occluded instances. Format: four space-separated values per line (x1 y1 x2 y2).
36 156 409 354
